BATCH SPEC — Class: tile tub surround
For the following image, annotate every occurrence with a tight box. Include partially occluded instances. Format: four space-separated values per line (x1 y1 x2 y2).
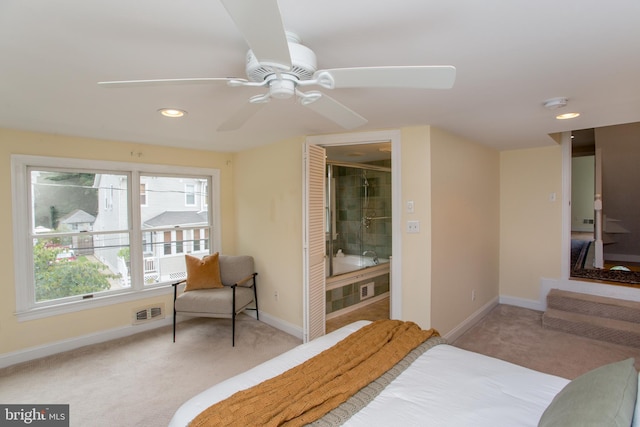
326 268 389 315
333 164 392 260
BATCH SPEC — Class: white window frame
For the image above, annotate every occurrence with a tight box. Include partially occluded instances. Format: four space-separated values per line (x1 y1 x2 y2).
11 155 221 321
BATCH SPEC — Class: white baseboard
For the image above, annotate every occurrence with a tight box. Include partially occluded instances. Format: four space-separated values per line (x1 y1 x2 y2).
20 281 638 369
1 310 302 369
242 310 303 340
499 295 546 311
0 317 174 369
444 296 499 342
497 276 640 316
540 276 640 303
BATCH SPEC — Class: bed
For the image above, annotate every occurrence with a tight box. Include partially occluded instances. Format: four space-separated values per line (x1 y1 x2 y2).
169 320 638 427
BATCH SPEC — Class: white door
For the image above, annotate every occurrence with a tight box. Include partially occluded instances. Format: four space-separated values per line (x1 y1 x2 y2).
302 143 326 342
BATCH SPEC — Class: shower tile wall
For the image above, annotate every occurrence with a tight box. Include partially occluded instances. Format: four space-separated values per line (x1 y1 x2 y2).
334 162 392 259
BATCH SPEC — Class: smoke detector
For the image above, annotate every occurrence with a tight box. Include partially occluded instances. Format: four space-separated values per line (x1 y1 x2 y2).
543 97 568 110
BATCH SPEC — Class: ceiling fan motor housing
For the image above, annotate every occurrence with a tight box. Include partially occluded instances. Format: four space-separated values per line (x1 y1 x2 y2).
246 40 318 83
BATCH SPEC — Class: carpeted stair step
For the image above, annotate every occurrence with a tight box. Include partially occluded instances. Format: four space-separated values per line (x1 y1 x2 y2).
542 308 640 348
546 289 640 323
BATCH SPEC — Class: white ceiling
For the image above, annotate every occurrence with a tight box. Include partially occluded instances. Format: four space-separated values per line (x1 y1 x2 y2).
1 1 639 153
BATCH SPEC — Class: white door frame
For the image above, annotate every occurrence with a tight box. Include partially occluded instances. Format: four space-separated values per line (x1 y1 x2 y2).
304 130 402 340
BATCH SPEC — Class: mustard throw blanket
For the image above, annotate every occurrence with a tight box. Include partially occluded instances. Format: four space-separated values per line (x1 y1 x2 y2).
190 320 439 427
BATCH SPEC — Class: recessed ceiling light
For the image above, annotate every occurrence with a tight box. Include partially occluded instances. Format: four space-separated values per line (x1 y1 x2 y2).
556 112 580 120
159 108 187 118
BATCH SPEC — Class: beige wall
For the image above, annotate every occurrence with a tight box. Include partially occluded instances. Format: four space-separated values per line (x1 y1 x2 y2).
399 127 433 328
499 145 563 301
430 127 500 335
1 124 567 361
232 136 305 327
0 128 235 355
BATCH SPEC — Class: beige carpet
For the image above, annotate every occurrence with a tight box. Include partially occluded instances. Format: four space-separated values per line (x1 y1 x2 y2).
0 315 301 427
452 304 640 379
4 305 640 426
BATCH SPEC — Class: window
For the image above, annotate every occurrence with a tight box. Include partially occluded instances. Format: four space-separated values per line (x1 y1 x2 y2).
12 155 221 320
140 183 147 206
175 230 184 254
185 183 196 206
163 231 172 255
193 229 201 252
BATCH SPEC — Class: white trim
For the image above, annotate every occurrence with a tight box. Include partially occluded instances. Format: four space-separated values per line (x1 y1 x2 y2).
0 316 174 369
0 312 301 369
11 154 221 320
499 294 545 312
249 311 303 341
561 131 572 280
306 129 403 320
557 132 640 299
444 296 499 342
499 275 640 315
540 277 640 305
16 285 173 322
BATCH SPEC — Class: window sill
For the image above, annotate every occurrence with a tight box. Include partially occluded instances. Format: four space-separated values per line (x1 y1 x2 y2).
15 285 173 322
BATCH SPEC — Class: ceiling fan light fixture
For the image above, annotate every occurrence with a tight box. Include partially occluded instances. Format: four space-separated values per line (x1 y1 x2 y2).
269 77 296 99
159 108 187 118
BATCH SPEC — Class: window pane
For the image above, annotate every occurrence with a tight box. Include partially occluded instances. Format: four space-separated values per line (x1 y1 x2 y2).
33 233 130 302
193 229 201 251
31 170 128 233
139 175 211 285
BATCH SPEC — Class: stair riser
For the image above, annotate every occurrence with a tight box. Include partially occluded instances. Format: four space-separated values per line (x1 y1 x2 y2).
542 315 640 348
547 296 640 323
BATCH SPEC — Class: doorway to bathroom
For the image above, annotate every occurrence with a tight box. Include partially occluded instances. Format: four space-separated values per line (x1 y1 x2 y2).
303 130 402 342
324 155 391 326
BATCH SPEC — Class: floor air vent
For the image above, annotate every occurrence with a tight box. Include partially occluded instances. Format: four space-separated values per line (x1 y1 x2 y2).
133 304 165 325
360 282 375 301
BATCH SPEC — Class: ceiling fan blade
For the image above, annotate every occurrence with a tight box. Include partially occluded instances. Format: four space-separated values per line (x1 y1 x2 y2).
302 92 368 130
220 0 291 70
98 78 244 88
217 101 265 131
314 65 456 89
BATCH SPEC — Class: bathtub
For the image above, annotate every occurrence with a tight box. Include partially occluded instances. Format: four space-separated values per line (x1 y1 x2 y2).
326 254 389 277
326 254 391 316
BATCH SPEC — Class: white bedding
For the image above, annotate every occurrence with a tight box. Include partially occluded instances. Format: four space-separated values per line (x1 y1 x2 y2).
169 321 568 427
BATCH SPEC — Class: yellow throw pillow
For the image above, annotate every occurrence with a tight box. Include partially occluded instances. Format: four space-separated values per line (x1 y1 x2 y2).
184 253 223 291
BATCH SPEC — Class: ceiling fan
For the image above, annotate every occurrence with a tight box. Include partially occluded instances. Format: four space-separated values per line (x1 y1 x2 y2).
98 0 456 131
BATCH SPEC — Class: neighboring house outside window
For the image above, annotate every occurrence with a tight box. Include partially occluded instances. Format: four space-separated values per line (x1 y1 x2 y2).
185 183 196 206
11 155 220 320
140 183 147 206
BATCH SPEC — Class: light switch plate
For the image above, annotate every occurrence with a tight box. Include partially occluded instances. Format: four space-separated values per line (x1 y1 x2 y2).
407 200 415 213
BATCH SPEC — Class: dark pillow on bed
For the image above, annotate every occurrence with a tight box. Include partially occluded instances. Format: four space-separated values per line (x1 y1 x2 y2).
538 358 637 427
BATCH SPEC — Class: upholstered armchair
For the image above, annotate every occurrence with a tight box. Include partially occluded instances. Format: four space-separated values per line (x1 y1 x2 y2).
172 253 259 346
